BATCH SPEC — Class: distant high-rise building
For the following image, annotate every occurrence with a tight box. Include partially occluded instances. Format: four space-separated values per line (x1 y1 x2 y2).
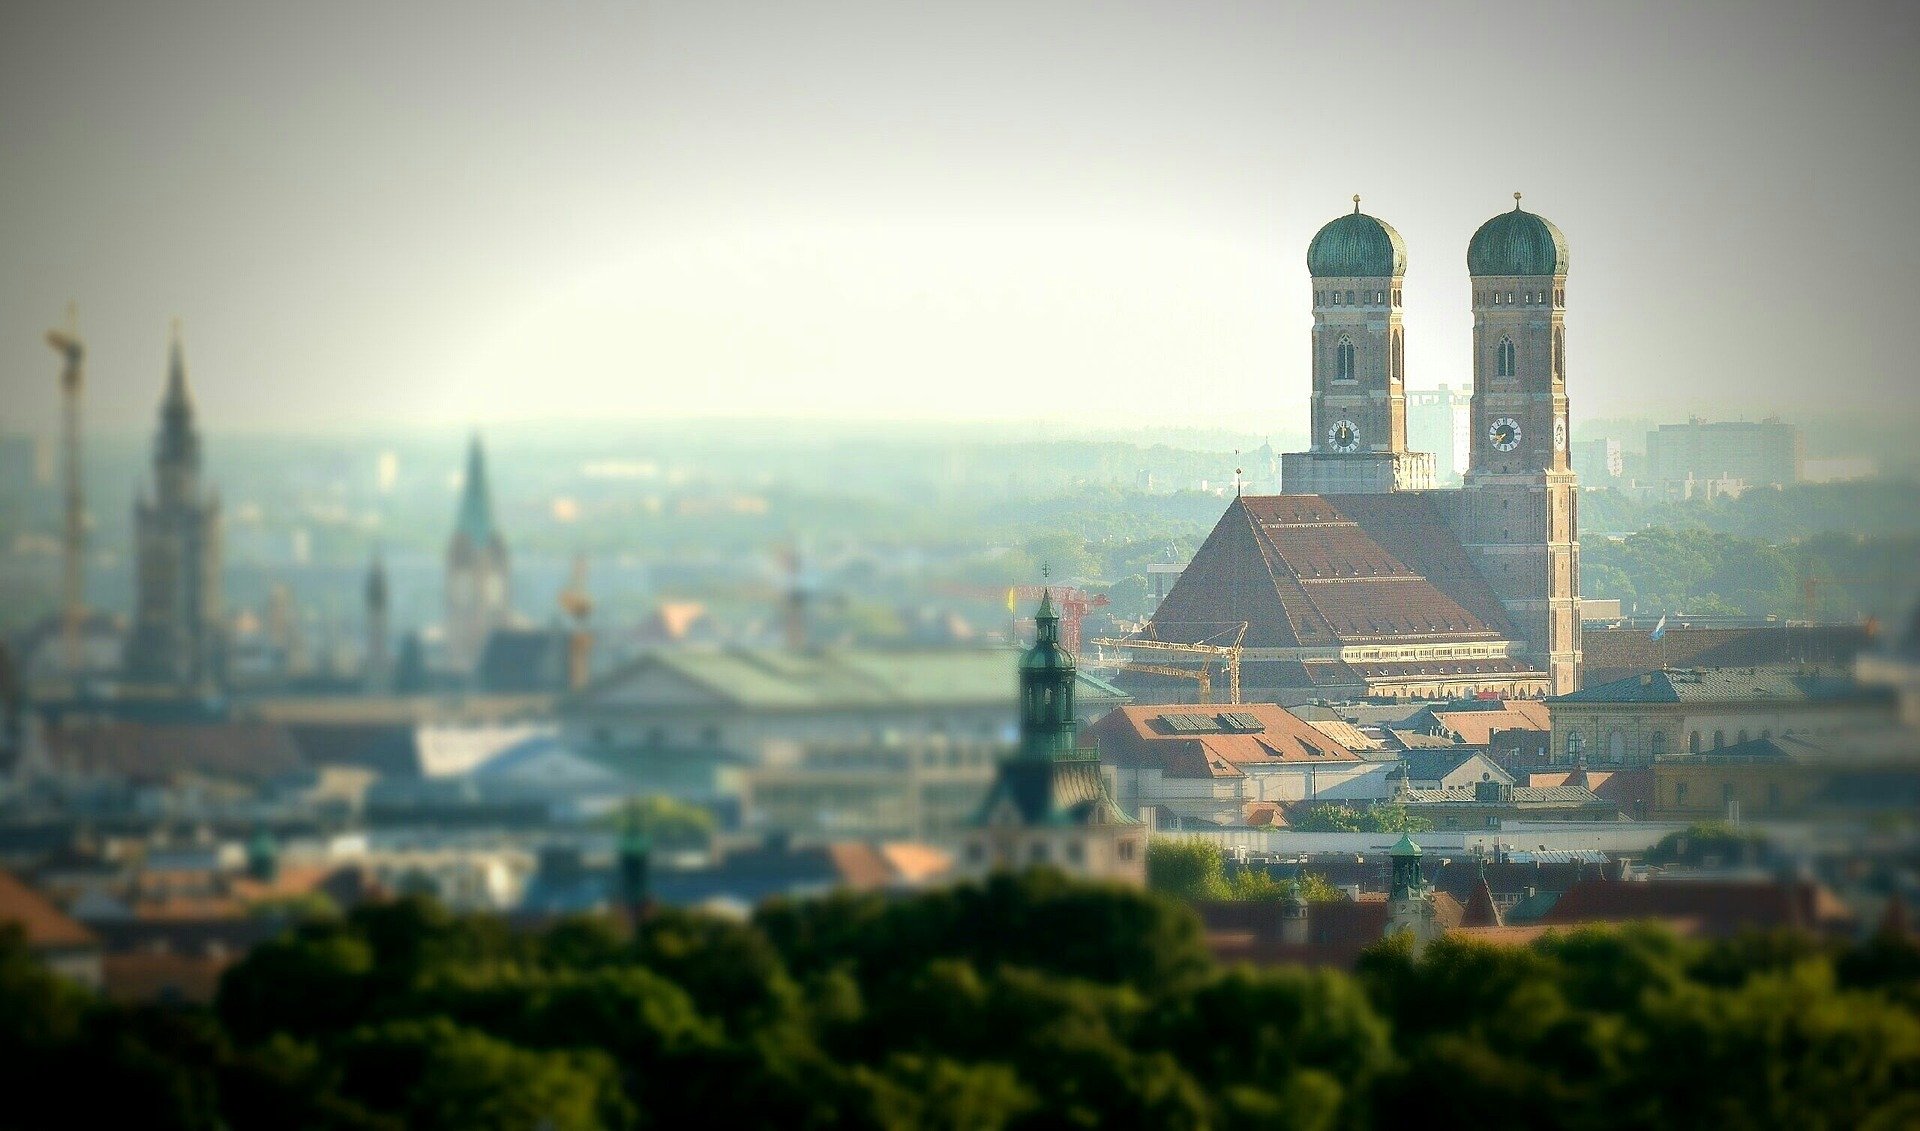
1645 418 1802 492
445 435 511 674
1406 385 1473 485
125 324 225 690
1572 438 1625 487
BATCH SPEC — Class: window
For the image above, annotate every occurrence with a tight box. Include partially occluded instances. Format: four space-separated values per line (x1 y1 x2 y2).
1553 328 1565 380
1345 290 1355 304
1506 292 1514 304
1689 730 1701 753
1117 840 1136 862
1607 728 1625 763
1566 732 1584 762
1374 290 1385 304
1066 841 1085 864
1737 729 1749 745
1391 331 1404 382
1332 292 1341 305
1676 782 1689 805
1761 728 1772 740
1497 337 1516 378
1336 337 1356 381
1713 729 1725 750
1651 731 1668 756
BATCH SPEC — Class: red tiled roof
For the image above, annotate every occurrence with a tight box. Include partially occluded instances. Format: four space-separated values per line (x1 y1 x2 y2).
1539 878 1856 937
0 868 96 950
1528 768 1654 814
1148 495 1517 650
102 952 232 1005
1091 704 1362 780
1430 703 1552 745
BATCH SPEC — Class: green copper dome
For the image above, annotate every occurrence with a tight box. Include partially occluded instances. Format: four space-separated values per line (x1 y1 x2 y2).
1021 590 1076 673
1307 200 1407 278
1468 197 1569 277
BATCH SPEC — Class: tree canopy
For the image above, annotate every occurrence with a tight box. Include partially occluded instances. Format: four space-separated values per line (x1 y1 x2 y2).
1 872 1918 1130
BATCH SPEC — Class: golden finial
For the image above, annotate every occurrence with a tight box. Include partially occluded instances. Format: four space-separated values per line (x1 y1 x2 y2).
1513 191 1523 211
1353 194 1362 214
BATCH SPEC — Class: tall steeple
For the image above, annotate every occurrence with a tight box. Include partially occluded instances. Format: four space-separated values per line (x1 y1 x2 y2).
445 433 511 674
1019 590 1078 761
364 549 391 691
455 433 497 548
966 589 1144 885
156 320 201 480
125 320 224 691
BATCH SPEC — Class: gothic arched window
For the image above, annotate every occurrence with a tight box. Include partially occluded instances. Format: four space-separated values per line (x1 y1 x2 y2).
1553 327 1565 380
1336 337 1356 381
1497 337 1516 378
1391 331 1403 382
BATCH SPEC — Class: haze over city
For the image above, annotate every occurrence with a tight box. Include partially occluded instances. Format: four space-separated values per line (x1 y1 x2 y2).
5 0 1918 432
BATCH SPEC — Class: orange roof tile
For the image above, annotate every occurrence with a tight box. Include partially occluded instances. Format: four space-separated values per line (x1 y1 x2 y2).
0 869 96 950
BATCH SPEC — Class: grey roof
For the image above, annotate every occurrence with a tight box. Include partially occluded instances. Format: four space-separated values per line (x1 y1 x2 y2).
1398 749 1512 785
1552 666 1874 706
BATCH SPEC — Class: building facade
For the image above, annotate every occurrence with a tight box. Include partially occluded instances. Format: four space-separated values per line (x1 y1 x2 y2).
124 326 224 691
1547 666 1897 768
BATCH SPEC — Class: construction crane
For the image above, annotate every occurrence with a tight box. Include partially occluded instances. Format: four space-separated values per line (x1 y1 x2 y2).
1092 623 1248 705
558 553 594 690
1115 661 1215 704
44 304 84 675
939 584 1110 653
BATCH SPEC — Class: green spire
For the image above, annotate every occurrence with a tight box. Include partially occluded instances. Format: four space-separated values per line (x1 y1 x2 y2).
155 319 201 472
1019 590 1076 760
455 434 498 545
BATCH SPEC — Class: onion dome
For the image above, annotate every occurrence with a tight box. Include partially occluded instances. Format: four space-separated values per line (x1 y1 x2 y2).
1020 590 1076 673
1468 194 1569 277
1307 196 1407 278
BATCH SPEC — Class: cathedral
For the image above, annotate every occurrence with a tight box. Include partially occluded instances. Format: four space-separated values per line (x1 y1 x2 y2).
444 435 512 674
124 324 225 690
1145 196 1581 701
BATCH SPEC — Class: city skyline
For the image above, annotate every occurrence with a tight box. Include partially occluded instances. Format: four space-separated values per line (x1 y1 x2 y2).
4 0 1918 433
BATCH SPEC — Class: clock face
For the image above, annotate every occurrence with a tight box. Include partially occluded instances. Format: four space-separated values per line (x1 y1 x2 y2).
1553 419 1568 453
1490 416 1522 452
1328 419 1361 453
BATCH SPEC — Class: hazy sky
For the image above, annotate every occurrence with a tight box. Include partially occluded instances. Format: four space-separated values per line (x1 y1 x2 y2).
3 0 1917 435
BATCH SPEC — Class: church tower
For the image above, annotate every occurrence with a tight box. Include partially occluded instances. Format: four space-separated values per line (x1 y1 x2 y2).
364 550 391 691
1454 195 1581 694
125 323 224 690
966 591 1144 885
445 435 510 674
1282 198 1434 494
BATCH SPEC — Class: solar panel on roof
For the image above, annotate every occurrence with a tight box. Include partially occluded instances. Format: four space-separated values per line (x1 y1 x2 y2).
1217 711 1264 732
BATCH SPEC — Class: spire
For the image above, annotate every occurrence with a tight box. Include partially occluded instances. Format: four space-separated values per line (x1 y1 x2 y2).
1353 194 1361 214
1463 858 1504 927
455 434 498 546
1513 191 1523 211
365 548 388 610
1034 588 1058 644
154 319 201 473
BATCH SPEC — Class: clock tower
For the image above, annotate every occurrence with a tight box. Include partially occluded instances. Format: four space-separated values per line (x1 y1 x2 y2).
1452 195 1581 693
1282 198 1434 494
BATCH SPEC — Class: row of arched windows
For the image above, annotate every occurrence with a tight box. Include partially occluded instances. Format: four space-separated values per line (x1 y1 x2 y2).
1318 289 1398 307
1481 289 1563 306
